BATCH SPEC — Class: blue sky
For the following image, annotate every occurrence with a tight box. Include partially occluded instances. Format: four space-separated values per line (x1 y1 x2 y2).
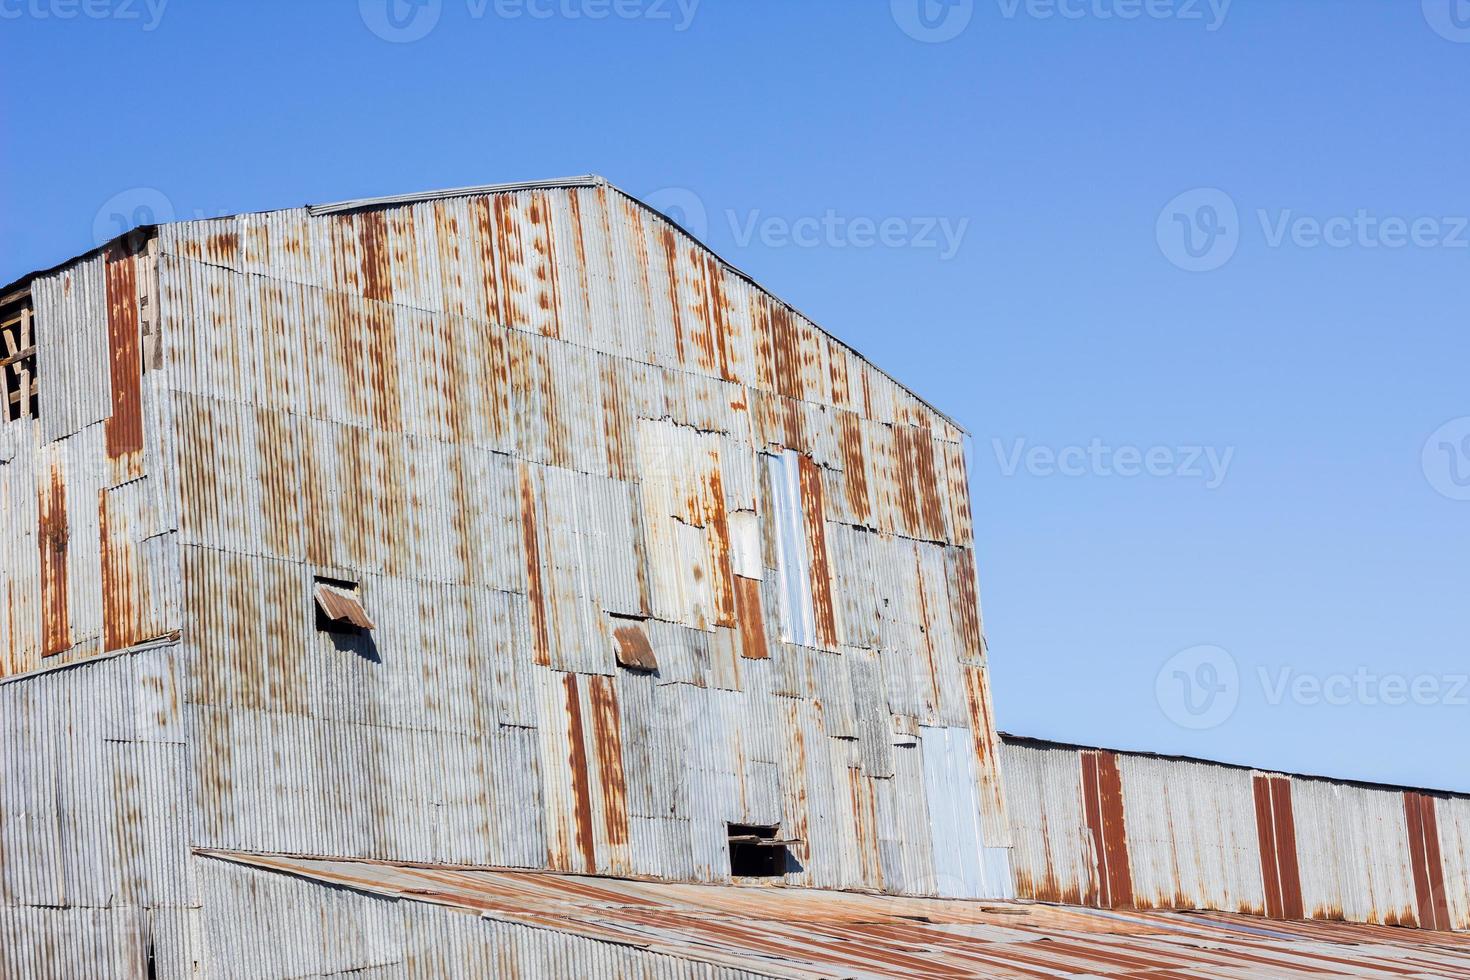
3 1 1467 791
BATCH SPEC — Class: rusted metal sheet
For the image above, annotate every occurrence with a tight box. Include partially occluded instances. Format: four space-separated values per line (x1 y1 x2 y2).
1253 773 1304 920
37 449 70 656
103 243 145 482
312 581 375 630
1405 791 1451 931
610 619 658 671
205 850 1470 980
1081 749 1135 910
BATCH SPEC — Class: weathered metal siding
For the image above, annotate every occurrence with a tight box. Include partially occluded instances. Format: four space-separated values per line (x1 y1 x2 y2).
1438 794 1470 931
1003 736 1468 932
149 180 1008 904
0 644 199 980
1291 778 1421 928
1117 753 1264 915
0 241 180 679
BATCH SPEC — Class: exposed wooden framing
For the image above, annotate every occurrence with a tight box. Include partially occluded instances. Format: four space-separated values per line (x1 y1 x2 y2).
0 299 37 421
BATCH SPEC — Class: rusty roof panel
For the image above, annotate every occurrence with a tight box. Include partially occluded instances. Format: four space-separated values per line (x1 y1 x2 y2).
205 850 1470 979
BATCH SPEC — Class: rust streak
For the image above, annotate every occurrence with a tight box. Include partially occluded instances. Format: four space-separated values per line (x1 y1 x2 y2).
733 576 769 660
518 464 551 666
38 461 70 657
587 675 630 848
104 246 145 467
797 455 838 648
563 674 599 874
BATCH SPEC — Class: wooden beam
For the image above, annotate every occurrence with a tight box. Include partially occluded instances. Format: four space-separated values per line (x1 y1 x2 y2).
0 345 35 369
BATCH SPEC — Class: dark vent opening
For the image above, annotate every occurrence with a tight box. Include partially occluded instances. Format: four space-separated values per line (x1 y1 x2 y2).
728 824 789 878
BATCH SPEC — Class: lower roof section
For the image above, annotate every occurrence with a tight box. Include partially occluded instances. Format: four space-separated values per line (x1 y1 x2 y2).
203 850 1470 979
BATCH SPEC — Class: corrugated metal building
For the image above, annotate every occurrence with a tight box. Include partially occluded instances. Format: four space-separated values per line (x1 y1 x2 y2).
1002 734 1469 934
0 176 1013 977
0 175 1462 978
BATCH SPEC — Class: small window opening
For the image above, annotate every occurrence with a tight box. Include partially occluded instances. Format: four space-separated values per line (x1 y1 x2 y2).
728 824 792 878
0 298 37 422
314 576 374 635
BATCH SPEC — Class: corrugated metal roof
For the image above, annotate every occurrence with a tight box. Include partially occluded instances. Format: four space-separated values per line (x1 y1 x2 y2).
203 850 1470 979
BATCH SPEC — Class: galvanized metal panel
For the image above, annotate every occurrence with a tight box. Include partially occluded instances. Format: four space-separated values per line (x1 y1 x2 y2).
31 255 112 444
919 726 1013 899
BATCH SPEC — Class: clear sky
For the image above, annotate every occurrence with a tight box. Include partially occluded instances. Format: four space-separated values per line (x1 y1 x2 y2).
2 0 1466 792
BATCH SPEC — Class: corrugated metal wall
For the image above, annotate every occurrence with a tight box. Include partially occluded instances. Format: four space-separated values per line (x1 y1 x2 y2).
146 181 1009 899
0 645 198 979
0 238 179 678
1002 736 1468 932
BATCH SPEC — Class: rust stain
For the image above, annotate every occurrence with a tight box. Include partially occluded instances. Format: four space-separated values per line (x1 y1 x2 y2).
946 549 984 663
658 227 687 364
1081 751 1133 910
796 455 838 649
895 425 946 542
432 202 467 318
1406 792 1451 931
38 459 70 657
518 464 551 666
1252 777 1283 919
205 230 240 266
562 673 598 874
494 194 527 331
98 489 140 653
357 211 393 304
104 245 145 470
587 674 630 849
1267 777 1304 921
733 576 769 660
527 191 563 337
837 412 871 527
